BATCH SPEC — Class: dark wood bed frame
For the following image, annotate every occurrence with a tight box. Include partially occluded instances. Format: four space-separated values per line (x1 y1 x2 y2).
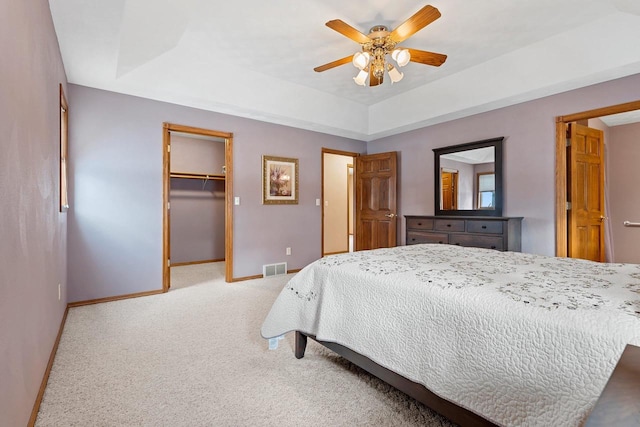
294 331 497 426
294 332 640 427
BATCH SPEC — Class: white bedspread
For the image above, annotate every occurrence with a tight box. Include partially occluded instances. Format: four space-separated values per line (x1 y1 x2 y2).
261 244 640 426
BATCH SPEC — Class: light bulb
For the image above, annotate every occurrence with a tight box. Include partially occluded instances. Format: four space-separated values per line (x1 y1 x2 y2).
353 69 368 86
391 48 410 67
352 52 370 70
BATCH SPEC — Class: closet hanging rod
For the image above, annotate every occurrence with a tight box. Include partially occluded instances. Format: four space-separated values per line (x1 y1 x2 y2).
623 221 640 227
170 172 225 181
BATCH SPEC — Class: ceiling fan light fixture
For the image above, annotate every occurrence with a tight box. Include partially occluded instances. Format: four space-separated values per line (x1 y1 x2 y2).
392 48 411 67
314 6 447 87
353 69 368 86
388 65 404 83
352 52 370 70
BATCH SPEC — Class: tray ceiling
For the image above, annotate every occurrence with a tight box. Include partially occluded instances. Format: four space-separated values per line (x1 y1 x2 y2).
49 0 640 140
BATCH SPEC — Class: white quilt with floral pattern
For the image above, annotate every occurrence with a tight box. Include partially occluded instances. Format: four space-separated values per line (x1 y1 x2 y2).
261 244 640 426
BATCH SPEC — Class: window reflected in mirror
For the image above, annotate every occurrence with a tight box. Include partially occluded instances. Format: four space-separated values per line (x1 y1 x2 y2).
477 172 495 209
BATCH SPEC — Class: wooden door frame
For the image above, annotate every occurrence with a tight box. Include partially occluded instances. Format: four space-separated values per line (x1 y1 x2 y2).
321 148 360 256
555 100 640 257
163 122 234 291
347 163 354 249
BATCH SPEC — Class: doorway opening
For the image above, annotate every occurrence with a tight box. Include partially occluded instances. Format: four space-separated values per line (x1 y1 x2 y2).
322 149 358 256
555 100 640 263
163 123 234 291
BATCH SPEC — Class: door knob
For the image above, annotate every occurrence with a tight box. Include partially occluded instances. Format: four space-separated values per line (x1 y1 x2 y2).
384 213 397 218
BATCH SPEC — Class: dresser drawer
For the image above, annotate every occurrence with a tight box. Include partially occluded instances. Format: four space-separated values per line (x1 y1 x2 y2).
434 219 465 232
450 234 504 251
466 220 503 234
407 231 449 245
406 217 434 230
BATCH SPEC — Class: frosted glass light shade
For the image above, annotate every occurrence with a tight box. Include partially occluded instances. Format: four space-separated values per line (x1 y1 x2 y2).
353 69 368 86
352 52 370 70
391 48 410 67
388 66 403 83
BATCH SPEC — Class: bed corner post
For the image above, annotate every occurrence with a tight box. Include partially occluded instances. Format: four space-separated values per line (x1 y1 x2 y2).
294 331 307 359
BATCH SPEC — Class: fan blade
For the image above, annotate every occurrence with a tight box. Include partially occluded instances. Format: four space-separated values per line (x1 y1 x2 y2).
369 67 383 86
326 20 370 44
314 55 354 72
389 5 441 43
405 48 447 67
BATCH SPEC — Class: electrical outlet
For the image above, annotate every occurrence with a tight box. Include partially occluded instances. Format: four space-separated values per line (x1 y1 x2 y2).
58 284 61 301
286 247 291 256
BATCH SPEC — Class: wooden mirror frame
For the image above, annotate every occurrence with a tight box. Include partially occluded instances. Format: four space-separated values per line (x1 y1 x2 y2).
433 137 504 217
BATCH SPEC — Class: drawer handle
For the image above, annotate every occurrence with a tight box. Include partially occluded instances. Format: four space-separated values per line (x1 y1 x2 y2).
417 222 422 226
482 225 487 229
491 246 496 249
438 241 443 244
447 224 452 227
411 238 415 241
455 243 461 246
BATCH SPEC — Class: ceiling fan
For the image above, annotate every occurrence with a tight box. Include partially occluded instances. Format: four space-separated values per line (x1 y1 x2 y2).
314 5 447 86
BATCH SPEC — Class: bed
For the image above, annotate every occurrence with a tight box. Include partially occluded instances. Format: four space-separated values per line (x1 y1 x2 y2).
260 244 640 426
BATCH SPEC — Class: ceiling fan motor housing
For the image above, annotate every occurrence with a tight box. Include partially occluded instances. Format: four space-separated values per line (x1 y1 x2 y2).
363 26 397 78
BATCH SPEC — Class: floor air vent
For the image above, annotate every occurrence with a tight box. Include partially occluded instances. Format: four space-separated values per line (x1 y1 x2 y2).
263 262 287 277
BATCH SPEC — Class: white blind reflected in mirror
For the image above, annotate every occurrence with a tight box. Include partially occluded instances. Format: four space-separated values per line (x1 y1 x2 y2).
478 173 495 209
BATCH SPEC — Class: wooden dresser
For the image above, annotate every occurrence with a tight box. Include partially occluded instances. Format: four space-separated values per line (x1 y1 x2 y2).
405 215 523 252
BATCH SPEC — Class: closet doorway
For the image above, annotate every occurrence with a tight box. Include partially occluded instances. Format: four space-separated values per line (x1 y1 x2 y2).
162 123 233 291
555 100 640 263
322 149 358 256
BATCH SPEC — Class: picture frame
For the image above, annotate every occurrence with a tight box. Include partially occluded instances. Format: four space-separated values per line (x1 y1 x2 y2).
262 155 299 204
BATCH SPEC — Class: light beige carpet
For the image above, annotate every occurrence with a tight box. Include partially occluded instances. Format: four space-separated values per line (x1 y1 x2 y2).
36 262 456 426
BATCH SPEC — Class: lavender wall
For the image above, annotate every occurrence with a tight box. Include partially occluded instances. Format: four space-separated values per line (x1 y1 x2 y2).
67 85 365 301
64 62 640 302
609 122 640 263
368 73 640 256
170 178 225 264
170 134 226 175
0 0 68 425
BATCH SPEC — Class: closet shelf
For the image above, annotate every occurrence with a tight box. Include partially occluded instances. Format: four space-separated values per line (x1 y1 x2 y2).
170 172 225 181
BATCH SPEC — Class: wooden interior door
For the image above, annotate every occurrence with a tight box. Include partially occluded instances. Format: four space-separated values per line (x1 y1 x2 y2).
355 152 397 251
441 170 458 210
567 122 605 261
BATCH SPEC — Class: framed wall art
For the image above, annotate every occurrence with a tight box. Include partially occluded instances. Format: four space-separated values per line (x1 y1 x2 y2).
262 155 299 204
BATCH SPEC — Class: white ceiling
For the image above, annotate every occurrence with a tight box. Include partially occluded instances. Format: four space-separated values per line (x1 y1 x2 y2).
442 147 494 165
48 0 640 141
599 109 640 127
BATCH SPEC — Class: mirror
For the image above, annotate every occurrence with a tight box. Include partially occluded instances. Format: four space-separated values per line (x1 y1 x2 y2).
433 137 503 216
